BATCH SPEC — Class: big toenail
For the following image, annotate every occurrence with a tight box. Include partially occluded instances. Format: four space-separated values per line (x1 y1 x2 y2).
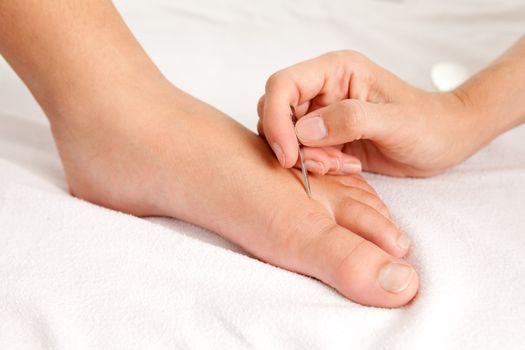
380 263 414 293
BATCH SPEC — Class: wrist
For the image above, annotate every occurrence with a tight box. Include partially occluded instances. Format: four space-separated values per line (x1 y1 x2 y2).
446 86 500 149
420 91 490 168
451 60 525 144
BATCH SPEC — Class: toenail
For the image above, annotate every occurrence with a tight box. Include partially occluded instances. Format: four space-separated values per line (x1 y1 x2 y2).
396 233 411 250
271 143 285 166
295 116 327 142
341 161 362 174
303 160 325 174
380 263 414 293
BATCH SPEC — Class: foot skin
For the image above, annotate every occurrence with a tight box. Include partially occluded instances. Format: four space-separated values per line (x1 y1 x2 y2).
49 84 419 308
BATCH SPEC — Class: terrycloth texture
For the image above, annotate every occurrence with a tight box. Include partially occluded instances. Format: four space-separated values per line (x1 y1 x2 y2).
0 0 524 349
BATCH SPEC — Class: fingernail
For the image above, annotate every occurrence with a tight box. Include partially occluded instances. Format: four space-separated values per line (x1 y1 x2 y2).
341 161 362 174
271 143 285 166
380 263 414 293
303 160 325 175
396 234 411 251
295 116 327 142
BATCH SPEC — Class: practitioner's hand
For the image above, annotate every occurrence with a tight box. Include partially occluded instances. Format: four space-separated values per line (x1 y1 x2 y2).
258 51 484 177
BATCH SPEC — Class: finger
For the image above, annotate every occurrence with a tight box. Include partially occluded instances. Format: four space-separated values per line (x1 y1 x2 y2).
335 199 409 258
258 95 311 120
286 217 418 307
319 146 362 175
262 75 301 167
295 99 400 147
295 147 361 175
294 101 311 119
258 94 310 133
262 53 358 168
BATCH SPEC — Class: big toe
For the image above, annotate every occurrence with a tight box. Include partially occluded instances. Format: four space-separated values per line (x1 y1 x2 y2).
284 217 419 308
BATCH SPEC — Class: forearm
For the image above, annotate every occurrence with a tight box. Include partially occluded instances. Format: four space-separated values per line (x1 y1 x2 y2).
455 36 525 143
0 0 171 123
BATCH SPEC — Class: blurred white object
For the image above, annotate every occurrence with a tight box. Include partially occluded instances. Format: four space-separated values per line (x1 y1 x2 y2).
431 61 469 91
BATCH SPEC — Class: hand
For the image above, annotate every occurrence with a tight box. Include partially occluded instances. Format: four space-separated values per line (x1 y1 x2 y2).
258 51 482 177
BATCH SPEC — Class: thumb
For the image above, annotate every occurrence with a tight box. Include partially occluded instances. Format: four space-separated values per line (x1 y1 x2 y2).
295 99 400 147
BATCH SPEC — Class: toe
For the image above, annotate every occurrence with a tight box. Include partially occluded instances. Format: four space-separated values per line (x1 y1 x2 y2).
330 233 419 308
335 199 409 258
340 186 393 220
289 219 418 308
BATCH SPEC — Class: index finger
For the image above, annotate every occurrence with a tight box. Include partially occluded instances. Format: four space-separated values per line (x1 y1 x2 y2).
262 53 350 168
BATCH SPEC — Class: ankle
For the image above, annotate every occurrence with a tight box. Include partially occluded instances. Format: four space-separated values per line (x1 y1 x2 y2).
40 68 177 130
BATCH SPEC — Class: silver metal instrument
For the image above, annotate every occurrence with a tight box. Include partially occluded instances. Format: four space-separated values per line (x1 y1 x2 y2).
291 106 311 197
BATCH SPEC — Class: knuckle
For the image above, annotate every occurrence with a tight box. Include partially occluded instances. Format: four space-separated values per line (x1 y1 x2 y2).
322 50 345 60
265 70 288 91
323 50 359 60
345 50 369 65
324 50 365 63
340 100 366 137
328 153 344 172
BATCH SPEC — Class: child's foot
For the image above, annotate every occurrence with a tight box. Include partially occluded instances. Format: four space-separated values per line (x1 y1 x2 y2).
48 84 418 308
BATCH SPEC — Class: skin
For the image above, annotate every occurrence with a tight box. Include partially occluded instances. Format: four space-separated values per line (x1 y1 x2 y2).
259 37 525 177
0 1 418 307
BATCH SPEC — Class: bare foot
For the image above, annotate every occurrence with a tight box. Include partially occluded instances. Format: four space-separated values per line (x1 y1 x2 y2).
48 82 418 308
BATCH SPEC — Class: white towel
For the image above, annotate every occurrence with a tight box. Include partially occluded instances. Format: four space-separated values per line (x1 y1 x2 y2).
1 0 524 348
0 126 524 349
